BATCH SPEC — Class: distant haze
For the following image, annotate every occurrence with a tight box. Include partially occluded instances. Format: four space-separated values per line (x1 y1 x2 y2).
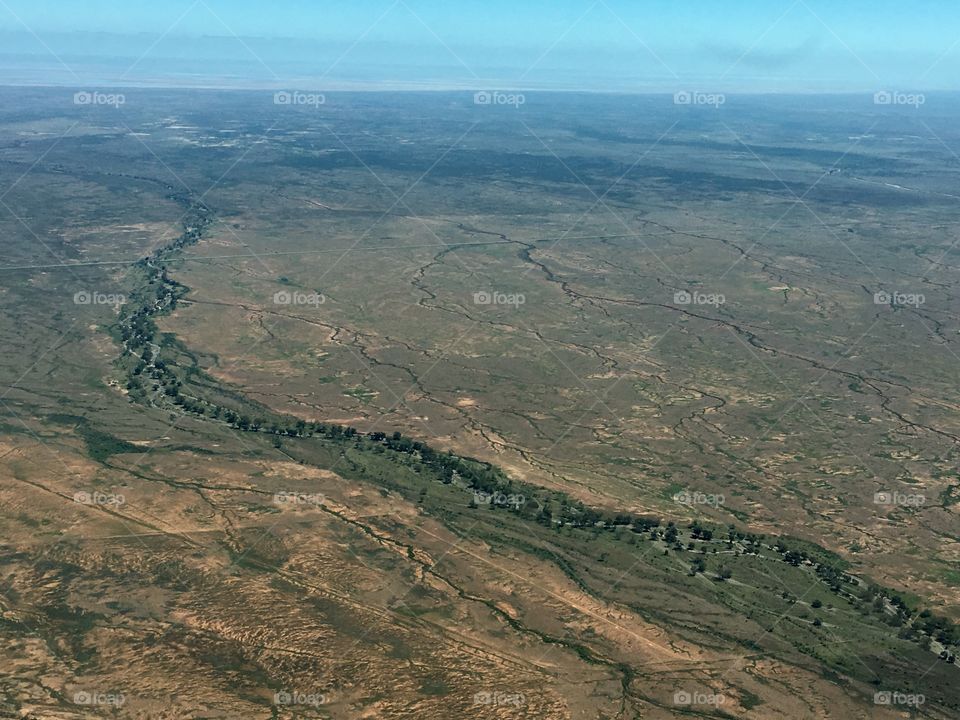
0 0 956 92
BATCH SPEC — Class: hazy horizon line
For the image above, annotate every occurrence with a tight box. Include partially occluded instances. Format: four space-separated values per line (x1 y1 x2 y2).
1 80 955 96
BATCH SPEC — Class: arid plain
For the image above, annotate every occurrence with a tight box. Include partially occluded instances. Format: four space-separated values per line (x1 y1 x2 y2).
0 88 957 718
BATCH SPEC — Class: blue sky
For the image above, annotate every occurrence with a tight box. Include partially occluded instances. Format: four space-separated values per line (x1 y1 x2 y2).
0 0 957 91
